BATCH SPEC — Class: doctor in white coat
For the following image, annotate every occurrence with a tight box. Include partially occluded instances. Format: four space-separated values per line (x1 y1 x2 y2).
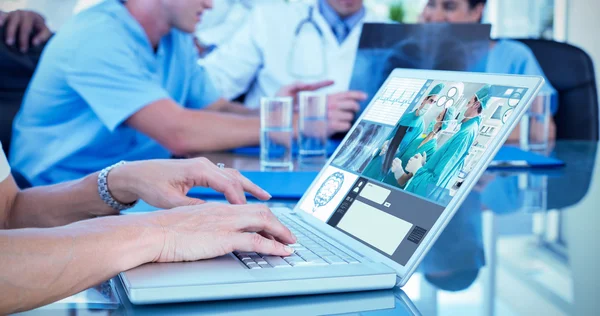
202 0 390 133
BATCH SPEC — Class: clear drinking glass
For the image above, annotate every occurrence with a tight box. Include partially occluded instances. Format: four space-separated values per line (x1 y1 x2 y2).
260 97 293 170
520 91 552 152
298 91 328 165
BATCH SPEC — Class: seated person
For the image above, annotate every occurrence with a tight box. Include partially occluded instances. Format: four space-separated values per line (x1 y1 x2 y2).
201 0 390 112
419 0 558 141
0 142 296 314
9 0 356 186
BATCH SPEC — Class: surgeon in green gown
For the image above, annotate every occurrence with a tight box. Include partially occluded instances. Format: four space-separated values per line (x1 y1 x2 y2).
362 83 445 181
383 106 457 187
395 83 446 155
397 85 491 202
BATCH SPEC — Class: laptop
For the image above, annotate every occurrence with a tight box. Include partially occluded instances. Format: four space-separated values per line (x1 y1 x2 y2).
120 69 544 304
115 278 421 315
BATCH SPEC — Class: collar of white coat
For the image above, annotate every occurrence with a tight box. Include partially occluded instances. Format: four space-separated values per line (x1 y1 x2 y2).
304 0 392 24
302 1 391 48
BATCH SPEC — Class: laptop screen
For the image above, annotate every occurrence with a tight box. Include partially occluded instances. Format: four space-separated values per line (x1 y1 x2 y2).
298 76 529 266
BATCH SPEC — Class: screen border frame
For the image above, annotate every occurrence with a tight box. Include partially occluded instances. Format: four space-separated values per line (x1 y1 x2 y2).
292 68 545 284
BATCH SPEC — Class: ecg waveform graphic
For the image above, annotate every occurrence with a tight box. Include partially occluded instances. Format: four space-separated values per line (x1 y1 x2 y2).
363 78 428 126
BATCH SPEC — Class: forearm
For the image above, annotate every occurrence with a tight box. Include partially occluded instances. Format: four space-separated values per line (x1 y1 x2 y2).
7 168 136 229
174 110 261 154
8 173 113 228
397 173 413 187
0 214 160 314
205 99 259 116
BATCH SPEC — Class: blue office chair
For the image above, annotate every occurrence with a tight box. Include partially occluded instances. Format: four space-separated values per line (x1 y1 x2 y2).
517 39 599 141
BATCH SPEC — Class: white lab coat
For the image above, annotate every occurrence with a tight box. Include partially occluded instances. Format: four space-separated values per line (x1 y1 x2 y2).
201 1 390 108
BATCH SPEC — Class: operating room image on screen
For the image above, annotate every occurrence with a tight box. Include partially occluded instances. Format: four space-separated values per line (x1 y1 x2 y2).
331 77 528 206
331 121 393 174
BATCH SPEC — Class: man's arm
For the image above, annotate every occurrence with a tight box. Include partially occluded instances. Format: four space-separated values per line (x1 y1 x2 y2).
126 99 261 155
204 98 259 116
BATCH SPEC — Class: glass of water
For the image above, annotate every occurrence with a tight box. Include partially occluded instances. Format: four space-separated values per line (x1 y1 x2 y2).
298 91 328 165
260 97 293 170
520 91 552 152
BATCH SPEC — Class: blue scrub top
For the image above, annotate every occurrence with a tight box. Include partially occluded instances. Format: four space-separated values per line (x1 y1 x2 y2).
10 0 220 185
487 40 558 114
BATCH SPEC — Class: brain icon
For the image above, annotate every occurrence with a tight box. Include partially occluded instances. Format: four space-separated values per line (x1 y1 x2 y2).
314 172 345 209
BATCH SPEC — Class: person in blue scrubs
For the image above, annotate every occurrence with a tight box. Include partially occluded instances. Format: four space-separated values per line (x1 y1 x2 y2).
361 83 444 181
8 0 354 186
386 106 456 187
419 0 558 139
399 85 490 202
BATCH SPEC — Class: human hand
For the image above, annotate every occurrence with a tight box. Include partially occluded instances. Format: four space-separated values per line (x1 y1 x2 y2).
380 140 390 156
391 158 406 180
326 91 367 135
0 10 52 53
143 203 297 262
276 80 335 103
108 158 271 209
405 152 426 174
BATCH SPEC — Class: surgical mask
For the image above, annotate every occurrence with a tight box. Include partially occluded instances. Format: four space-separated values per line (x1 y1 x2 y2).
419 103 433 115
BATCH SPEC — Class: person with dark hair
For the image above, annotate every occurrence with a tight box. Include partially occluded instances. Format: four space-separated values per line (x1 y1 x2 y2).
419 0 557 141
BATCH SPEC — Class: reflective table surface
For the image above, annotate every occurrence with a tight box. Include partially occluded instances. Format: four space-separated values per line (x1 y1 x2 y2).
18 141 600 316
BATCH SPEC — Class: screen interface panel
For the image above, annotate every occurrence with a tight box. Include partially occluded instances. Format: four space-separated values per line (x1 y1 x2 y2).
298 77 528 265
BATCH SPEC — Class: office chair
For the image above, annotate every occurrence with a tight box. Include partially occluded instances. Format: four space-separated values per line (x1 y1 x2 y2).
1 26 46 189
0 26 45 156
518 39 599 140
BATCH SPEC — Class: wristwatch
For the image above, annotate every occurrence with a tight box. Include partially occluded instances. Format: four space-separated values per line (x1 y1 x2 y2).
97 161 138 211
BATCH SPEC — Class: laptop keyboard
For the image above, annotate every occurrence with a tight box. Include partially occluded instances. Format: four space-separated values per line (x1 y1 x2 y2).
233 214 361 269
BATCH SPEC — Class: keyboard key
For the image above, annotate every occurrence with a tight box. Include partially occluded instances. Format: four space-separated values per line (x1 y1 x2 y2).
289 261 317 267
246 263 261 269
263 256 291 267
250 254 262 261
283 257 305 264
323 256 347 264
304 258 328 264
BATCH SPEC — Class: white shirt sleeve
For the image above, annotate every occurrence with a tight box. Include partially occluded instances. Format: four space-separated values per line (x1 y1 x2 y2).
200 6 265 101
0 145 10 183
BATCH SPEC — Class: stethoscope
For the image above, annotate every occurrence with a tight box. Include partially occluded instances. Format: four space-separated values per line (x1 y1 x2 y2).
287 6 328 80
